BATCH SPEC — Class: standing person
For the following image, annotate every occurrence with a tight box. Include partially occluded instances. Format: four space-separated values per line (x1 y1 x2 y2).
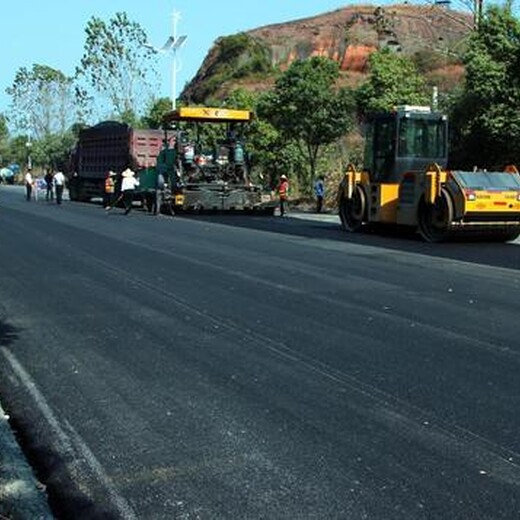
104 171 116 209
154 171 166 216
314 176 325 213
145 188 156 215
53 170 66 205
24 169 34 201
146 171 166 216
120 167 139 215
44 170 54 201
277 174 289 217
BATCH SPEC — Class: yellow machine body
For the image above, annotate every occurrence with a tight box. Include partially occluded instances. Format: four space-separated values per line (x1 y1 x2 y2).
367 183 400 223
164 107 252 124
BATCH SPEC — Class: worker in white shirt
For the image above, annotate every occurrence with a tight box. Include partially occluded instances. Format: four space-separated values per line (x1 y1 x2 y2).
24 169 34 201
53 170 66 205
121 167 139 215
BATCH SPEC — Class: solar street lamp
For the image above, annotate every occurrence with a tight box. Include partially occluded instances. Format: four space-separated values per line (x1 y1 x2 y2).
145 10 187 111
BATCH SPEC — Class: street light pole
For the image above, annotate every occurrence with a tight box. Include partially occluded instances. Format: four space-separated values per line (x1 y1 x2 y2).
145 10 187 112
171 11 180 111
26 135 32 171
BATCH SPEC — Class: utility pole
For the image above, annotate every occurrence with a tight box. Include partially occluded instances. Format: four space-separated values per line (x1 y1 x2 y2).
145 10 188 111
26 135 32 171
474 0 483 30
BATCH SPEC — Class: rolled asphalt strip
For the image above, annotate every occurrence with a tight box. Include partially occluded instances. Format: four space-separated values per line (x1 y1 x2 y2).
0 210 338 520
1 209 516 518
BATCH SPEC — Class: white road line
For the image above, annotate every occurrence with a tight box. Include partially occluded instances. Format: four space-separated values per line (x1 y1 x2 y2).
0 347 139 520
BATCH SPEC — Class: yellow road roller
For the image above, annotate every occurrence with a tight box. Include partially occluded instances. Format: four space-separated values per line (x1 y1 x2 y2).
337 106 520 242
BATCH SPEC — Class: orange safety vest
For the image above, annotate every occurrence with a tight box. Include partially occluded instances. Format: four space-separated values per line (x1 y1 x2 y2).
278 180 289 200
105 176 115 193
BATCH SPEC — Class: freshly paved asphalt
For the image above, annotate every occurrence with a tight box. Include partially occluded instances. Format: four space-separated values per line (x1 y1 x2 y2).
0 184 519 519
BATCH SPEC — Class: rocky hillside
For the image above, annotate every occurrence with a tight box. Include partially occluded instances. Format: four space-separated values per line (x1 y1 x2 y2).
181 3 473 104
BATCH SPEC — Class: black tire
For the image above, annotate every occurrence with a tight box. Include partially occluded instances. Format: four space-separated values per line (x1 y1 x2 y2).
500 230 520 242
479 229 520 243
159 193 175 216
162 200 175 216
68 187 79 202
417 188 454 242
68 180 80 202
339 185 366 232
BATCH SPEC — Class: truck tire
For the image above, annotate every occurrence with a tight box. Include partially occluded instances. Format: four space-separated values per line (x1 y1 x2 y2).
339 185 366 232
69 182 82 202
69 186 79 202
417 188 454 242
160 199 175 216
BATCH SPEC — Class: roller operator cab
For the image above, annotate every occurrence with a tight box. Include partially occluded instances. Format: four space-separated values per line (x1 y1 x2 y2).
338 106 520 242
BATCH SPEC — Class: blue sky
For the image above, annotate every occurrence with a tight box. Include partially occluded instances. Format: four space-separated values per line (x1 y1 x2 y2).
1 0 353 119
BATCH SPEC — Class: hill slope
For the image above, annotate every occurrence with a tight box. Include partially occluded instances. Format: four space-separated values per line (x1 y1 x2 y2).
181 3 473 104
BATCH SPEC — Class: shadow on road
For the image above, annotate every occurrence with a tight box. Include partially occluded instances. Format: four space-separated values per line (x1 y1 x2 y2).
0 319 118 519
0 319 19 348
181 213 520 271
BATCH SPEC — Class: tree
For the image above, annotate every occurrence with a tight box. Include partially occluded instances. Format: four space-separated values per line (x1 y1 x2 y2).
30 133 76 171
4 135 31 169
6 64 80 139
78 12 158 119
0 114 9 167
0 114 8 141
248 118 303 190
219 88 301 188
356 49 429 116
223 88 256 111
449 5 520 168
257 57 355 194
141 97 173 129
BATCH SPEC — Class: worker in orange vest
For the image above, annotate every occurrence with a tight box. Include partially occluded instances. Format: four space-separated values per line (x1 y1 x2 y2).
277 174 289 217
104 171 116 209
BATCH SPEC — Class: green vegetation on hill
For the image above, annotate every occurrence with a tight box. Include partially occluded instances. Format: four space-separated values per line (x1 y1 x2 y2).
196 34 273 101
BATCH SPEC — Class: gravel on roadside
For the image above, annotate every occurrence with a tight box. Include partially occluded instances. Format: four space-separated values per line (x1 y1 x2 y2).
0 403 53 520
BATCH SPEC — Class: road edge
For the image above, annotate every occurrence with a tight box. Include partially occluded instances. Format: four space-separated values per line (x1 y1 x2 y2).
0 401 54 519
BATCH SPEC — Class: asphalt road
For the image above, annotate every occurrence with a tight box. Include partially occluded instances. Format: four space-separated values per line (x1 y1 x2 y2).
1 185 520 519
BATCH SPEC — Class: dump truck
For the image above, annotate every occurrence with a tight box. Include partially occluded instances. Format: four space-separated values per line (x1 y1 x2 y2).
151 106 276 214
337 106 520 242
68 121 163 202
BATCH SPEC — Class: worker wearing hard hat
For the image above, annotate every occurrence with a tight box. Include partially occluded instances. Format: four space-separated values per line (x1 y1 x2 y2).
277 174 289 217
121 167 139 215
104 171 117 209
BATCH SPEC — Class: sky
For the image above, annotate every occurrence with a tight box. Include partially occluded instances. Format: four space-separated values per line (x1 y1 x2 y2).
1 0 353 121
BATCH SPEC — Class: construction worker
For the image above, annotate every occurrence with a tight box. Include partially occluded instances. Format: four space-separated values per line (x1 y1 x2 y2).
24 169 34 201
314 176 325 213
104 171 116 209
120 167 139 215
53 170 66 205
144 172 164 216
277 174 289 217
44 171 54 201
